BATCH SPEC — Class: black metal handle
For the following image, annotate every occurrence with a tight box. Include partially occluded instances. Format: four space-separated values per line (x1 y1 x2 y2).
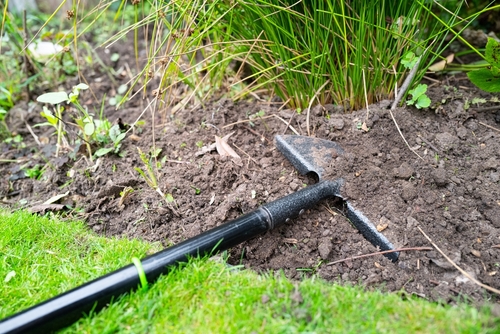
0 180 342 334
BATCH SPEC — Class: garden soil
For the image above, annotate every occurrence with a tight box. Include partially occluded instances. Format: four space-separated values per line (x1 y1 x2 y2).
2 68 500 307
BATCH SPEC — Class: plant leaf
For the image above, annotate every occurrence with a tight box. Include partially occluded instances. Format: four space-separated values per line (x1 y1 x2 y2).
95 147 114 157
37 92 69 104
84 122 95 136
485 37 500 68
74 83 89 90
428 54 454 72
109 124 121 142
215 134 241 159
416 95 431 109
409 84 427 99
467 69 500 93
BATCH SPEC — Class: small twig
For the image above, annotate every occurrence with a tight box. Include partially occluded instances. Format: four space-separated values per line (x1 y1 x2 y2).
418 226 500 295
491 245 500 249
362 69 370 121
242 126 271 144
22 10 31 100
164 159 190 164
474 106 500 112
417 135 441 154
233 143 259 167
478 121 500 133
24 121 41 147
389 58 423 160
326 247 432 266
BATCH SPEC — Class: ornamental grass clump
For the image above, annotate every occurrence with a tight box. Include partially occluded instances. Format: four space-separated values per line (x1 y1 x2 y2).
126 0 466 112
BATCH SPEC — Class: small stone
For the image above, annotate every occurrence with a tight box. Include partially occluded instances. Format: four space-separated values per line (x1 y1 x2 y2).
484 157 498 170
261 294 270 304
312 104 324 116
456 127 468 140
329 117 345 130
401 182 417 201
435 132 458 151
318 238 333 259
394 162 414 179
377 216 391 232
407 216 419 229
490 172 499 183
431 250 461 269
432 168 447 187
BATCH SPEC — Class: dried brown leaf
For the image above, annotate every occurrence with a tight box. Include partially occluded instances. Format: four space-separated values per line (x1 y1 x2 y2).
428 54 454 72
215 133 241 159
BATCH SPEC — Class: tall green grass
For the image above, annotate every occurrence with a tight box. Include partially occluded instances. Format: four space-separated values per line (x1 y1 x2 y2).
117 0 467 112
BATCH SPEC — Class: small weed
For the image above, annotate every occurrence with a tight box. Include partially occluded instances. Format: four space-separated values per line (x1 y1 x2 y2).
36 84 89 158
23 165 43 180
407 84 431 109
248 110 266 127
135 148 176 208
3 134 25 149
196 141 204 148
401 52 431 109
119 187 134 207
190 186 201 195
93 124 126 158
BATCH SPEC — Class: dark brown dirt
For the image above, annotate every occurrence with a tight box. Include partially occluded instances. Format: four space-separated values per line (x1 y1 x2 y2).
1 58 500 306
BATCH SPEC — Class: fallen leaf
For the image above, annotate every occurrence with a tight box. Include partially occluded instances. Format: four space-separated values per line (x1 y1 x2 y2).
361 122 369 132
428 54 454 72
374 262 382 268
215 133 241 159
470 249 481 257
43 191 69 205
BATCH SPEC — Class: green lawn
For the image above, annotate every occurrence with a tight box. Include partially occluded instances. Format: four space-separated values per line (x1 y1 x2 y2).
0 210 497 333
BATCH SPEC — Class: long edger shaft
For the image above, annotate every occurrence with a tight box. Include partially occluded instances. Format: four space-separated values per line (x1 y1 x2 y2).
0 179 343 334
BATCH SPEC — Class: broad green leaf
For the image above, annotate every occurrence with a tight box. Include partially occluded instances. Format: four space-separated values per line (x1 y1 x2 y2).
40 107 58 125
401 51 418 70
109 124 121 142
94 147 114 157
117 84 128 95
74 83 89 90
485 37 500 68
115 132 126 144
467 68 500 93
37 92 69 104
409 84 427 99
84 122 95 136
416 95 431 109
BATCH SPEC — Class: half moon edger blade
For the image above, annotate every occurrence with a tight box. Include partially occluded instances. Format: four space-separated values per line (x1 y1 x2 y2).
275 135 399 262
